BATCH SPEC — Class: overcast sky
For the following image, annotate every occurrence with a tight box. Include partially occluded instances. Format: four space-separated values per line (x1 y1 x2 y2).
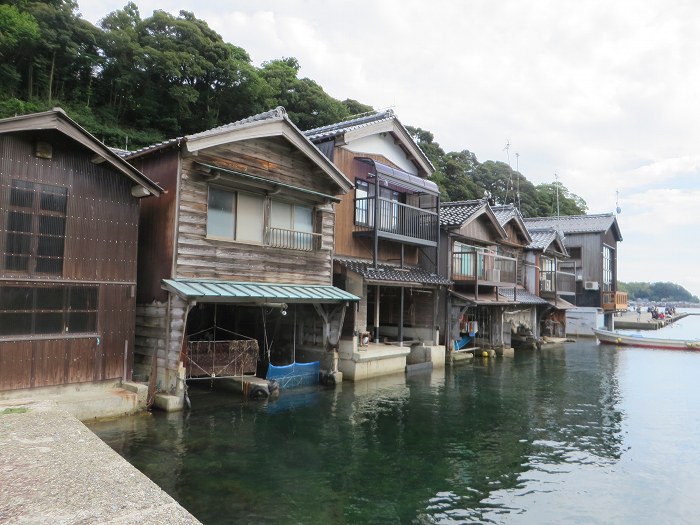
80 0 700 298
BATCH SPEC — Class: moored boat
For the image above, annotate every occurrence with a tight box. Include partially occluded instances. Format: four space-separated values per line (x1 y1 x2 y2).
592 328 700 350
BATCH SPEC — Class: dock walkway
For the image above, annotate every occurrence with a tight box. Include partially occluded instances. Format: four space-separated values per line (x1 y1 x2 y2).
0 405 201 525
614 310 688 331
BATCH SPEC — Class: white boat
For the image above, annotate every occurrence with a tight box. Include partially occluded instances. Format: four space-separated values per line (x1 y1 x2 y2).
592 328 700 350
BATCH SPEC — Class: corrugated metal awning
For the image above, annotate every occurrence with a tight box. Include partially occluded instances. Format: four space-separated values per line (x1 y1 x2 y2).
162 279 359 304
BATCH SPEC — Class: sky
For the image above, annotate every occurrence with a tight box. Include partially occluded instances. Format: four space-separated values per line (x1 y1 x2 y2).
79 0 700 298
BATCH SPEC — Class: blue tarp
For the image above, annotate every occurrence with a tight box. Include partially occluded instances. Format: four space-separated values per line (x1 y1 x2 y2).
266 361 320 389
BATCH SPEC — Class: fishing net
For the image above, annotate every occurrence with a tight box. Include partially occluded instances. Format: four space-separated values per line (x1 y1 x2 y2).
266 361 320 389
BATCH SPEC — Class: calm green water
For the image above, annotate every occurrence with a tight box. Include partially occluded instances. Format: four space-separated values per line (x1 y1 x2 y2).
90 312 700 525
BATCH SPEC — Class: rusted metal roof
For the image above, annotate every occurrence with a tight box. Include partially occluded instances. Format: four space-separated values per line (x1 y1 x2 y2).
162 279 359 303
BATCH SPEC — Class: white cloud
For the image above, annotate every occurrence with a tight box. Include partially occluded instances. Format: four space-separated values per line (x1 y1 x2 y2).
79 0 700 296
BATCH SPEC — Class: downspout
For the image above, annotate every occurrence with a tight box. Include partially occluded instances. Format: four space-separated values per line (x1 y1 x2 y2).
373 165 380 269
399 286 404 346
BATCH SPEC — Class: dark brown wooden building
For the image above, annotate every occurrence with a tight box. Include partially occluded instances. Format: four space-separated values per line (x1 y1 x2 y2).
523 214 627 332
0 109 161 394
306 110 450 379
124 107 356 410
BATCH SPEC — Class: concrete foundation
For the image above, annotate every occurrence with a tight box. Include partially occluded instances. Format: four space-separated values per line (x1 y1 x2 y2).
0 380 149 421
339 345 411 381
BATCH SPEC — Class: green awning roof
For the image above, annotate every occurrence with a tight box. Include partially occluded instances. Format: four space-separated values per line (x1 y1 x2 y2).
162 279 359 304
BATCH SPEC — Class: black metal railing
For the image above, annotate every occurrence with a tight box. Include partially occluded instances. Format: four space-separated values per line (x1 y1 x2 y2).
354 196 438 243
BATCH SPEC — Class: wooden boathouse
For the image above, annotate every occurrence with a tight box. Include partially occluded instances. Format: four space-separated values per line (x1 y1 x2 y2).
124 107 357 410
0 109 161 395
305 110 450 379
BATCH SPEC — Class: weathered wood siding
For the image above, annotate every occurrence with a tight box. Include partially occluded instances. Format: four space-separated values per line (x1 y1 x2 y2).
0 133 139 391
174 140 337 285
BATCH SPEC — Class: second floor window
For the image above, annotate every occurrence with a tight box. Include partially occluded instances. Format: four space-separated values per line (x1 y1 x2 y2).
207 187 264 243
5 180 68 275
207 186 315 250
603 245 613 288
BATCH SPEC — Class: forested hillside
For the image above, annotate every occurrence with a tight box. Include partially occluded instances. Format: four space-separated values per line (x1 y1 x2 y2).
0 0 586 216
619 282 699 303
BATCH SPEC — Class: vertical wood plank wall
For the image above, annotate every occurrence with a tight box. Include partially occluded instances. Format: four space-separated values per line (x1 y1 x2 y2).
0 134 139 391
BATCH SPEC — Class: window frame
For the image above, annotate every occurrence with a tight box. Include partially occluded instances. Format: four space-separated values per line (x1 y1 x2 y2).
4 179 68 276
0 284 99 339
206 185 316 250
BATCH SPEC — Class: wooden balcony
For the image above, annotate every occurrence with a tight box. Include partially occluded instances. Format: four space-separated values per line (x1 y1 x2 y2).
602 291 628 311
451 250 517 285
353 196 438 247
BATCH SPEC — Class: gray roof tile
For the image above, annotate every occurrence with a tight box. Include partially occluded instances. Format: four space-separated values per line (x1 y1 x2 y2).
336 257 451 285
498 287 549 304
123 107 288 159
304 110 395 142
523 214 617 234
439 200 488 227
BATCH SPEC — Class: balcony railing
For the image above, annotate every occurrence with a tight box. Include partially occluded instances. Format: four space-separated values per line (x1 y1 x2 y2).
265 227 321 252
539 269 576 296
602 291 629 311
451 249 517 284
354 196 438 244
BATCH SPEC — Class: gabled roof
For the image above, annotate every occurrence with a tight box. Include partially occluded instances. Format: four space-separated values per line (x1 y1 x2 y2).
440 200 508 241
523 213 623 241
124 107 352 193
304 109 434 177
526 228 569 257
0 108 162 196
336 257 451 286
491 204 532 246
439 199 488 227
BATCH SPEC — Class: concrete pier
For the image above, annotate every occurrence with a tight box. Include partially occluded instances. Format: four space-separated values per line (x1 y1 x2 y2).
0 405 201 524
614 311 688 331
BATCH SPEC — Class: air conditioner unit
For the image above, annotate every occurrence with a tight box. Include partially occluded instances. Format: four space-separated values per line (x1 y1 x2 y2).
542 280 553 292
487 268 501 282
584 281 599 290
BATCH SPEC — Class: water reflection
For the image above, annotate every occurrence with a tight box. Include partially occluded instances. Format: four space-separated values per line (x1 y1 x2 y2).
91 341 626 524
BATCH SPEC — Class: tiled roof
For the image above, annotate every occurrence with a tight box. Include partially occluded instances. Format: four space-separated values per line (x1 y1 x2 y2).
304 110 395 142
336 258 451 285
523 214 617 235
491 204 518 226
188 106 288 141
123 107 288 159
498 287 550 305
527 228 558 250
439 199 488 227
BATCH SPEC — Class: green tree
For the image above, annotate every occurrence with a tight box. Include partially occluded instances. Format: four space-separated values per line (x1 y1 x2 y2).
259 57 350 129
0 4 40 96
529 182 587 217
